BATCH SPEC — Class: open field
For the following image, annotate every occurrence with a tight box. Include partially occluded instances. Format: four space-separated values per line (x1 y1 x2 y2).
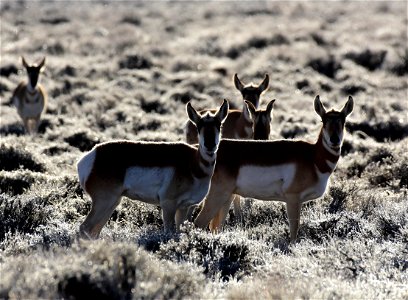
1 1 407 298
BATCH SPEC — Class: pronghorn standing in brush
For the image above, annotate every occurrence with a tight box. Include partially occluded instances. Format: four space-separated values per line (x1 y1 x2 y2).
77 100 228 239
185 73 270 144
194 96 354 242
185 73 274 221
12 57 47 134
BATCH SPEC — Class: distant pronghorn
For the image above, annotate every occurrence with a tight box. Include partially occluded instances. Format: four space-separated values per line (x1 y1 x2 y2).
12 57 47 134
185 73 270 144
77 100 229 239
194 96 354 242
234 73 269 109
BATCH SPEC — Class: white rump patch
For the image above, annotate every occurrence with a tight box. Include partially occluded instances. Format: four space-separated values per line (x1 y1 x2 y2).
77 150 96 189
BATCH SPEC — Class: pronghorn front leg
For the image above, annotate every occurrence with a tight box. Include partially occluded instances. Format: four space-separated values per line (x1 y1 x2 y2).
161 200 177 233
286 196 302 243
175 207 189 231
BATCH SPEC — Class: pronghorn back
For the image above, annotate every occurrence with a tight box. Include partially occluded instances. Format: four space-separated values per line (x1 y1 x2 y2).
79 141 202 192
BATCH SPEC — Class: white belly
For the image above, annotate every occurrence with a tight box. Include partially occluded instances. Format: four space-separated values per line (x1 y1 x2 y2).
300 169 330 202
123 167 174 204
178 177 211 208
235 164 296 201
15 96 44 117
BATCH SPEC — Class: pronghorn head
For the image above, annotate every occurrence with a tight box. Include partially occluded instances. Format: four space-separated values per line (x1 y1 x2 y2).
245 99 275 140
187 99 229 157
314 95 354 150
22 56 46 90
234 73 269 109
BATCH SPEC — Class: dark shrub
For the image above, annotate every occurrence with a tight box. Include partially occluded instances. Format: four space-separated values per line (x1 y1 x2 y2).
0 122 25 136
347 161 365 178
121 15 141 26
119 55 152 69
280 125 308 139
301 214 361 243
369 147 393 164
296 79 310 90
64 132 100 152
0 64 18 77
171 91 193 104
0 174 33 195
0 194 49 242
396 163 408 188
0 144 45 172
140 98 167 114
341 83 366 95
328 186 348 214
58 65 76 77
40 17 69 25
345 49 387 71
306 55 341 78
157 229 253 281
46 42 65 55
346 120 408 142
379 217 401 240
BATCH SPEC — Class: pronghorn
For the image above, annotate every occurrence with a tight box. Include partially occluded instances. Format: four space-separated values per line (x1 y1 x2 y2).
12 57 47 134
194 96 354 242
185 99 275 222
230 99 275 223
185 73 270 144
185 74 271 221
234 73 269 109
77 100 229 239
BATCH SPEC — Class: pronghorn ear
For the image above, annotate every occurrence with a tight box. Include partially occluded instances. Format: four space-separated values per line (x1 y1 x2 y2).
37 57 46 71
21 56 29 68
314 95 326 118
266 99 275 116
186 102 201 126
341 96 354 117
243 100 256 121
258 74 269 93
216 99 229 124
234 73 245 92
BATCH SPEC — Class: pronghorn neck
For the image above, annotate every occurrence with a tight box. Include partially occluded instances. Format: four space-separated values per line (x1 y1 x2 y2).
25 84 40 102
234 102 253 139
194 146 216 178
27 82 37 94
314 127 341 173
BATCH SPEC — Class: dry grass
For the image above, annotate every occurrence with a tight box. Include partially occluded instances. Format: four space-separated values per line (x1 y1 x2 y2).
1 1 407 299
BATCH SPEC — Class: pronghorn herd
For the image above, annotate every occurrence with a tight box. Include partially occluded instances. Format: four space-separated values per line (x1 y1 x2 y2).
11 57 354 242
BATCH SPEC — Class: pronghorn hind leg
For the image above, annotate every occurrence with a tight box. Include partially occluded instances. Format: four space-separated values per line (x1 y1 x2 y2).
34 115 41 133
209 196 232 232
195 180 234 230
286 197 302 243
80 189 122 239
22 118 31 135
